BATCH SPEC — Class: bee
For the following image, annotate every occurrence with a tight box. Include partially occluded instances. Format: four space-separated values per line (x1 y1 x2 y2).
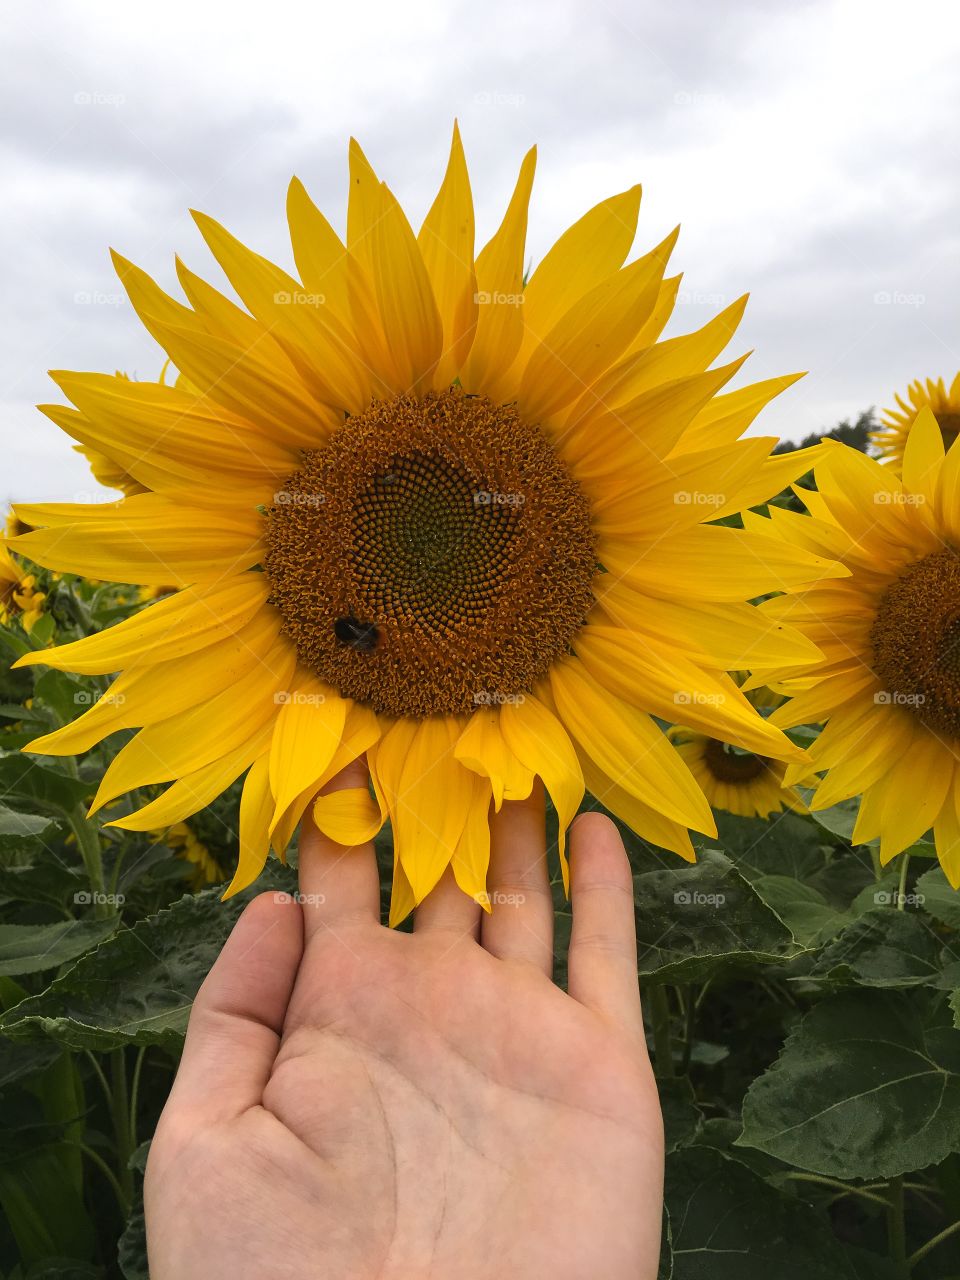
333 616 380 653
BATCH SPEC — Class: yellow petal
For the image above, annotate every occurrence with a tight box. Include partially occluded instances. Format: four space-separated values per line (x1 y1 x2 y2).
312 786 385 846
367 182 443 393
550 658 715 834
13 576 269 675
878 732 952 863
520 227 678 423
901 405 945 506
679 373 805 450
451 773 493 906
267 677 348 832
459 146 537 399
107 725 274 831
417 122 478 388
499 692 583 891
453 707 534 810
8 495 263 587
222 754 274 899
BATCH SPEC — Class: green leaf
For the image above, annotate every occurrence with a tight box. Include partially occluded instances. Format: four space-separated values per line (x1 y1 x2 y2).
739 989 960 1178
808 908 960 989
633 850 796 984
664 1144 899 1279
0 803 57 855
0 1145 95 1265
0 918 119 977
714 810 827 882
1 864 297 1052
751 875 848 946
659 1077 703 1154
0 1036 61 1090
0 753 92 813
0 859 85 910
916 865 960 930
118 1208 148 1280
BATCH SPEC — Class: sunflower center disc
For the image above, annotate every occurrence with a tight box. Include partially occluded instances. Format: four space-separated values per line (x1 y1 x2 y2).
703 738 767 784
264 390 597 717
870 548 960 736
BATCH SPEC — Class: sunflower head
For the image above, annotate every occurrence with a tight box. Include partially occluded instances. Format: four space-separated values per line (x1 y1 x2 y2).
10 126 837 921
872 373 960 470
757 407 960 885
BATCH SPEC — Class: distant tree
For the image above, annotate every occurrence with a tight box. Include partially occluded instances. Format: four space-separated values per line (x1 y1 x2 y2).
773 407 877 457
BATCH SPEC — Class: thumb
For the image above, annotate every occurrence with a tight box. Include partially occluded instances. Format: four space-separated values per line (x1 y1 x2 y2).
163 892 304 1131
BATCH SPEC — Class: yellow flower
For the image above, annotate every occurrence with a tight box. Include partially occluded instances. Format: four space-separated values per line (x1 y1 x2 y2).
668 684 807 819
11 127 837 922
872 372 960 471
0 535 45 633
750 406 960 884
157 821 226 887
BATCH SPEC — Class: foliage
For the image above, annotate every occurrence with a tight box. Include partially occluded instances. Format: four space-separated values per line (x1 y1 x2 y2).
1 568 959 1278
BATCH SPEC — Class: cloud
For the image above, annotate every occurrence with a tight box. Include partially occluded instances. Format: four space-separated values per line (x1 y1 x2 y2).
2 0 959 502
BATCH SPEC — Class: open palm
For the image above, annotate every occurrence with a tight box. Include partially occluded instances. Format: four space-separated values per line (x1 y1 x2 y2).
146 778 664 1279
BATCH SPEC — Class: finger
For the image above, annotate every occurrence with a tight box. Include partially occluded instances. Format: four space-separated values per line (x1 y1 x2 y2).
167 891 304 1126
480 781 554 975
566 813 644 1042
413 865 482 938
298 758 381 936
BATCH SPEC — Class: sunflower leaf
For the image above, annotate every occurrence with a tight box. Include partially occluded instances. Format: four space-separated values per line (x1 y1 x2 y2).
806 906 960 989
0 918 119 977
738 989 960 1178
663 1144 901 1279
0 864 297 1052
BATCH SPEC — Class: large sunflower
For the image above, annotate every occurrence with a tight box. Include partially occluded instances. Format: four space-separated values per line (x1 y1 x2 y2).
11 128 838 921
750 407 960 884
872 372 960 470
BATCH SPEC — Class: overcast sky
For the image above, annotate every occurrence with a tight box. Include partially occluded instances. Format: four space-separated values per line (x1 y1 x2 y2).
2 0 958 504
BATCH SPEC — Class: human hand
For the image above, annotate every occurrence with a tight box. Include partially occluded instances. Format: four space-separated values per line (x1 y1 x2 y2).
145 772 664 1279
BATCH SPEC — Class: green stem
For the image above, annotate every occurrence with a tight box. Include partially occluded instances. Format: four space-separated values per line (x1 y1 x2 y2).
896 853 911 911
782 1171 891 1208
129 1047 147 1153
72 1140 128 1211
110 1049 135 1207
887 1175 907 1267
649 986 675 1078
680 984 696 1074
83 1049 113 1113
907 1217 960 1270
67 806 111 919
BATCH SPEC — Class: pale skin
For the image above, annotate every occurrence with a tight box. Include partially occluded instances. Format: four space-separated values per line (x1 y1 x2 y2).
145 766 665 1279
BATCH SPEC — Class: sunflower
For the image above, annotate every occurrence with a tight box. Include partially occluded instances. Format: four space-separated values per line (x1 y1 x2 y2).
872 372 960 470
749 407 960 884
10 127 839 922
668 683 807 819
157 821 226 888
0 533 45 633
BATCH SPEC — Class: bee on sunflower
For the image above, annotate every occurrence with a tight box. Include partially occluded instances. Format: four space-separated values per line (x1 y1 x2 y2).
871 372 960 470
10 127 839 922
750 406 960 885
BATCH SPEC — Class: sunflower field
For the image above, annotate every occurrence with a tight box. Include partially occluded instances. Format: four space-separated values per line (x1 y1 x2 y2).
2 130 960 1278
